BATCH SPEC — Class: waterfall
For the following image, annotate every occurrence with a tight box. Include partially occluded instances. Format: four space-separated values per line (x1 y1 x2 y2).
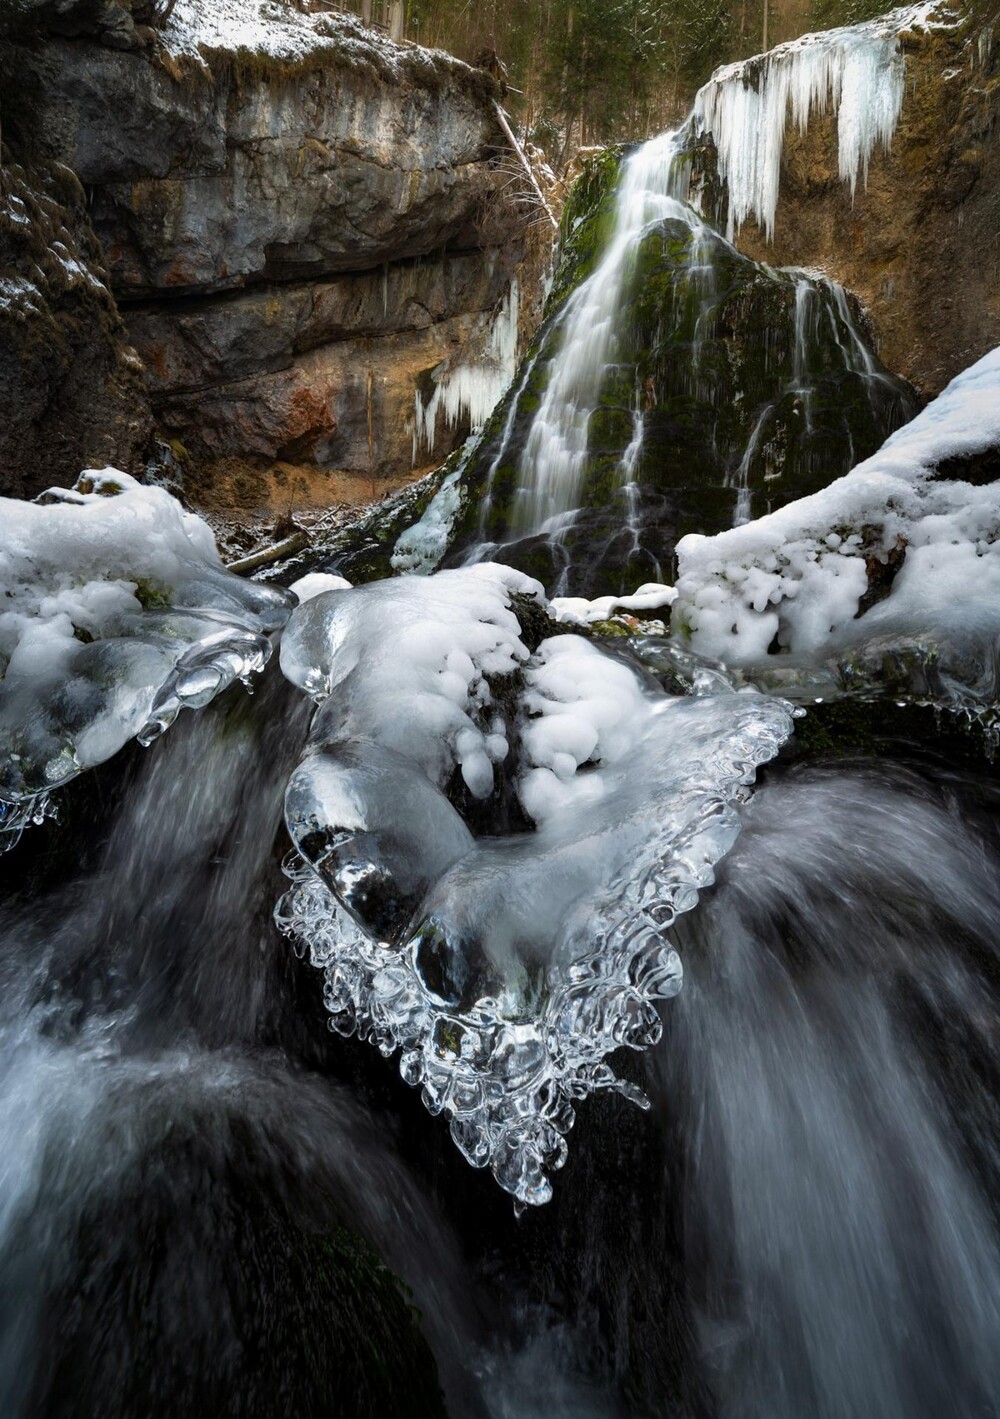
409 4 929 597
1 2 996 1412
510 131 691 538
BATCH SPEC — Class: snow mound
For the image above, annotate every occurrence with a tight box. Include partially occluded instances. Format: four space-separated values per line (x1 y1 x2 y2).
549 583 677 628
275 565 793 1206
672 346 1000 707
0 470 293 845
162 0 381 62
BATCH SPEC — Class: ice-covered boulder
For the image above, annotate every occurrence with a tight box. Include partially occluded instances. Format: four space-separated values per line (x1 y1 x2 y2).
0 469 293 844
275 564 794 1206
672 346 1000 710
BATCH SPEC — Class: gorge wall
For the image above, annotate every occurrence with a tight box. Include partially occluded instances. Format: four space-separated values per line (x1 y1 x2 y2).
0 0 539 507
718 4 1000 395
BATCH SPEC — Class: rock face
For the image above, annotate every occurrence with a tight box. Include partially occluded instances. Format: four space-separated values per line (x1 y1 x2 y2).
1 0 536 500
127 250 519 480
0 153 152 500
724 9 1000 396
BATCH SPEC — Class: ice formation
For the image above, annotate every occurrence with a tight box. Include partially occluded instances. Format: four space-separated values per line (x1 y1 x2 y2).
275 566 794 1206
390 465 466 576
694 3 947 241
412 282 520 464
0 470 293 844
672 346 1000 705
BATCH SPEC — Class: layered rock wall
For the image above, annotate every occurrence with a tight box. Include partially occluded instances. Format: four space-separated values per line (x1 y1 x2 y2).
1 0 537 502
0 152 152 499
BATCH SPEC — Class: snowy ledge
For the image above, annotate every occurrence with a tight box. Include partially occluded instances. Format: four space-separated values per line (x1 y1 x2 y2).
672 345 1000 685
159 0 496 96
0 471 293 845
693 1 960 241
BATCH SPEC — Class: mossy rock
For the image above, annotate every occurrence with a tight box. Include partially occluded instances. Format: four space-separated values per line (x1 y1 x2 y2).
385 162 918 599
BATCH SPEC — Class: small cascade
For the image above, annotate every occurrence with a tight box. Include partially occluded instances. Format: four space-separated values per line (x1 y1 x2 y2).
619 383 646 554
510 131 690 537
727 403 773 526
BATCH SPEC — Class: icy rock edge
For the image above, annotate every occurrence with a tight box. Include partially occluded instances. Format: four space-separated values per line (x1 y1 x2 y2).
672 344 1000 730
0 470 294 846
693 1 956 242
275 564 794 1208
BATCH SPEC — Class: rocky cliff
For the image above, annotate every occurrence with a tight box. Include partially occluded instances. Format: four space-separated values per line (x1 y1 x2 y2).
0 0 539 508
714 4 1000 395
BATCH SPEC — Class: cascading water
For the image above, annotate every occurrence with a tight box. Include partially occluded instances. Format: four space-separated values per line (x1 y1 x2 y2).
661 765 1000 1419
509 131 690 538
389 8 929 598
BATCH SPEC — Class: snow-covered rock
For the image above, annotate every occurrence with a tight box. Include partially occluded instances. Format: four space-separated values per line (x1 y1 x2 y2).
672 346 1000 701
0 470 293 842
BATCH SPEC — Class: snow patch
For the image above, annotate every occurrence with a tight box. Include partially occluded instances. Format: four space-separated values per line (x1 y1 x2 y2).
549 583 677 627
672 345 1000 694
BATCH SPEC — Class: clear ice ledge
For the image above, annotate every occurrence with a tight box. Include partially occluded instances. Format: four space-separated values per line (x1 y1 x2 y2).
276 566 794 1207
0 470 294 846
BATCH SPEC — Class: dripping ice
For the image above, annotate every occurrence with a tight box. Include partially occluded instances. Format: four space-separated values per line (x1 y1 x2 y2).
275 566 794 1207
694 3 946 241
0 470 293 847
411 279 520 464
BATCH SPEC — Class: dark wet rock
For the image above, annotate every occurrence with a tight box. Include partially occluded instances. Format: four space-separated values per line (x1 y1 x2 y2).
0 153 152 498
17 1084 447 1419
126 252 520 476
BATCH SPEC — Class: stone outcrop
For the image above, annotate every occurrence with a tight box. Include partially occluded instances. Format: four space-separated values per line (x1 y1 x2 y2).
0 0 539 503
0 152 152 499
126 249 518 478
726 8 1000 396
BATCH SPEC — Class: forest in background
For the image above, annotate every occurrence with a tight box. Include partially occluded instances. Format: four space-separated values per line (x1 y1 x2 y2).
395 0 897 156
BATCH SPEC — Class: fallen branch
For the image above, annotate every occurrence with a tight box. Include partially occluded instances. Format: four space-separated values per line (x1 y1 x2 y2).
226 530 309 577
492 102 558 233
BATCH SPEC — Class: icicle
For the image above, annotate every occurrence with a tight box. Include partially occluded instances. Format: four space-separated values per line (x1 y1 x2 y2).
693 4 941 241
411 281 520 463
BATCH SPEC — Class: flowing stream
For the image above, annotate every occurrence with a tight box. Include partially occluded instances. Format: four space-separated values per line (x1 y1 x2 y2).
2 667 998 1415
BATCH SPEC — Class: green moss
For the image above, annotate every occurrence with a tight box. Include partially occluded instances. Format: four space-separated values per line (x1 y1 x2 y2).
546 147 625 315
132 577 171 610
383 138 917 599
783 697 997 772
